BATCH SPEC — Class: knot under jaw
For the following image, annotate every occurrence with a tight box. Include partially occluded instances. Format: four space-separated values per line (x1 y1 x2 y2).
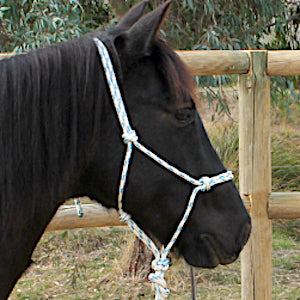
148 257 170 299
151 257 170 272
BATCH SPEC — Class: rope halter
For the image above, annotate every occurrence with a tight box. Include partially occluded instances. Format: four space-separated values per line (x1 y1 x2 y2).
93 38 234 300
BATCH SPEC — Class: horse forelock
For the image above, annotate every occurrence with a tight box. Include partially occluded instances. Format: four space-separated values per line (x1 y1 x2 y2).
152 39 197 106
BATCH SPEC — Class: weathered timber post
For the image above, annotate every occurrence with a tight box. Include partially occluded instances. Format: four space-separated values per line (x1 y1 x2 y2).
239 50 272 300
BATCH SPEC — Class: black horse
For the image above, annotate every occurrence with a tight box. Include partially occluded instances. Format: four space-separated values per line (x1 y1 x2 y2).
0 1 251 298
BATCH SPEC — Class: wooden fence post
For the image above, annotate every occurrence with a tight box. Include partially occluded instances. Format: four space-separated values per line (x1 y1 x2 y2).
239 50 272 300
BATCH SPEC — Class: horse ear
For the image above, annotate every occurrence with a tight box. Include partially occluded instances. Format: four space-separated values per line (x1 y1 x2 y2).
115 0 172 56
116 1 149 30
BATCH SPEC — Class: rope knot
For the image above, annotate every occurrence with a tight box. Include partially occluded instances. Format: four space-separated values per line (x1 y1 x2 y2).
148 258 170 299
119 211 131 223
148 257 170 299
151 257 170 272
122 130 138 144
198 176 211 191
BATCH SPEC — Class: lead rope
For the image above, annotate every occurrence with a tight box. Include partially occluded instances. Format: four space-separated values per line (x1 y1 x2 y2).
93 38 233 299
191 266 197 300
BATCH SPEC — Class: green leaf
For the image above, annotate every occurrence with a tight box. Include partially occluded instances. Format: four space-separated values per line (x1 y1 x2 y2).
0 6 10 12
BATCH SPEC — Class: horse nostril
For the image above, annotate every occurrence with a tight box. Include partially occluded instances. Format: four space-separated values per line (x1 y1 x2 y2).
239 221 251 246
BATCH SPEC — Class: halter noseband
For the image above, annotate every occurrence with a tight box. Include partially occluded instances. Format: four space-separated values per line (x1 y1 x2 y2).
93 38 233 300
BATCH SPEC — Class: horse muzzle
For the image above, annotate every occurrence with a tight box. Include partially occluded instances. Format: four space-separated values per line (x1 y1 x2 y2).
181 221 251 268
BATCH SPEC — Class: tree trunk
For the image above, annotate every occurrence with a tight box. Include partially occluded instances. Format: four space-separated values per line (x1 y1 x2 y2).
128 237 154 280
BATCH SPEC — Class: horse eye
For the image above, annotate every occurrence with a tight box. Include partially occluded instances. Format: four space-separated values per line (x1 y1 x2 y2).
174 108 194 125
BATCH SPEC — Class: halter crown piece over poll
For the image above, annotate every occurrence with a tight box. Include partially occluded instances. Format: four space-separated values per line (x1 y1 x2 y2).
93 38 234 299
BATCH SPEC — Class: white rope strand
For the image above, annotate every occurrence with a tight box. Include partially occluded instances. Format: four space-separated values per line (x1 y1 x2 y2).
94 38 132 136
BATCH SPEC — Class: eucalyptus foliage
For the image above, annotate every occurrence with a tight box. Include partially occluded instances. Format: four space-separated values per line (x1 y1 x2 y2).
126 0 299 117
0 0 114 52
115 0 295 51
2 0 297 52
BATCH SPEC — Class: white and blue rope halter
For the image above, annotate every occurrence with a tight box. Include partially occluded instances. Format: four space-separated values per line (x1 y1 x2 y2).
93 38 233 300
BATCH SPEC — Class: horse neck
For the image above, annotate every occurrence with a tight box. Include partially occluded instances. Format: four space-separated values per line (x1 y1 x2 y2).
0 36 106 205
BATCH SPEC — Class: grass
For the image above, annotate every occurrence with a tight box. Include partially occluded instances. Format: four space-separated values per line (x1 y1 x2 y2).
8 101 300 300
9 224 300 299
205 99 300 192
271 129 300 191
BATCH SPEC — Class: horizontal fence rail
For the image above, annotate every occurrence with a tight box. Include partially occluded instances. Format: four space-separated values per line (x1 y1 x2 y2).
3 50 300 75
176 50 250 75
177 50 300 76
268 192 300 219
46 192 300 232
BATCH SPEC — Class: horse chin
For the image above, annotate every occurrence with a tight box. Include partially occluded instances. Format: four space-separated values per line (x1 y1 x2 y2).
180 234 239 269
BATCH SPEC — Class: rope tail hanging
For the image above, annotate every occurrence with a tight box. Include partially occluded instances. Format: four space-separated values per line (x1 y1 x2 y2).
93 38 234 300
74 198 83 218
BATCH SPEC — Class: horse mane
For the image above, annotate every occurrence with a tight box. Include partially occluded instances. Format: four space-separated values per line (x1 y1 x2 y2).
0 34 107 226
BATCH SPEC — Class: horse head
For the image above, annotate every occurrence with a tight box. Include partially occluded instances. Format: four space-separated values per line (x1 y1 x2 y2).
83 0 251 268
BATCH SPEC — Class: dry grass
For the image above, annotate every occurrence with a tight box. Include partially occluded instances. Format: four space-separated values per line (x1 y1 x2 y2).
9 224 300 299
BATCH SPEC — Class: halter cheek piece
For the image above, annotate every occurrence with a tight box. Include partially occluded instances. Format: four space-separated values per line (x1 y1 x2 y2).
93 38 233 300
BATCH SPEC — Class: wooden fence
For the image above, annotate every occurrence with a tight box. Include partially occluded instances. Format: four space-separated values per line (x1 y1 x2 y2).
1 50 300 300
